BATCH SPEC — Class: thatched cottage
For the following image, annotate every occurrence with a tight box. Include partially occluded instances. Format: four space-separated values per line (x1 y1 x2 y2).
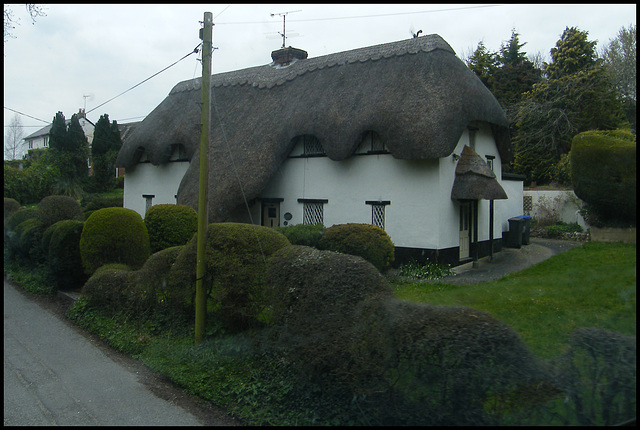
115 35 524 267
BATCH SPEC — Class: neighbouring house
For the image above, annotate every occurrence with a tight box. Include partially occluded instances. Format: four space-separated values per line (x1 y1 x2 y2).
115 35 525 267
23 108 95 152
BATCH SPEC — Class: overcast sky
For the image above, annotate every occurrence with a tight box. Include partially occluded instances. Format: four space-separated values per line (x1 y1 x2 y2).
3 3 636 147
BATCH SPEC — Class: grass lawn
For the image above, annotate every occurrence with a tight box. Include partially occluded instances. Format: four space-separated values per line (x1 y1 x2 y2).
392 242 636 359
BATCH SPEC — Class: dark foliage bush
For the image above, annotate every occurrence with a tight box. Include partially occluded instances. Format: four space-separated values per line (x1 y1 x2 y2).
347 299 546 425
552 327 636 426
265 246 394 379
544 222 583 238
80 194 123 213
4 197 21 220
144 204 198 253
128 246 190 324
3 158 58 205
11 218 47 265
318 223 395 272
47 220 87 291
571 130 636 223
37 195 84 228
80 207 151 275
6 207 38 234
169 222 290 333
81 264 134 314
276 223 325 248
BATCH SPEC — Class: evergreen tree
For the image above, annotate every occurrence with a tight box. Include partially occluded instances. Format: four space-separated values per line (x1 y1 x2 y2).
546 26 598 80
91 114 122 191
465 41 499 88
512 27 624 184
48 111 67 152
47 111 89 197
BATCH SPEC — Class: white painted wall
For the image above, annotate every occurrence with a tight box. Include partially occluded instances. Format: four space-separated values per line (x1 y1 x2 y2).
524 189 587 228
123 161 189 218
257 122 512 251
498 179 525 233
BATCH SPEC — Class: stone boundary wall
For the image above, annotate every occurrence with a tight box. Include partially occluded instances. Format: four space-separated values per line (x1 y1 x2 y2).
590 227 636 244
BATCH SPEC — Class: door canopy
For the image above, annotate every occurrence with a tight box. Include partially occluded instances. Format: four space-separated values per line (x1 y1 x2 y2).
451 145 508 200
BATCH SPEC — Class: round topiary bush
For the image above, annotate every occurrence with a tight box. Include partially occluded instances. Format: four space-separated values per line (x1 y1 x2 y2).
347 299 545 425
276 223 325 247
169 222 290 332
80 207 151 275
47 219 87 291
37 195 84 228
15 217 47 265
144 204 198 253
264 245 394 379
318 223 395 272
571 129 636 223
6 207 38 236
81 263 134 314
4 197 21 221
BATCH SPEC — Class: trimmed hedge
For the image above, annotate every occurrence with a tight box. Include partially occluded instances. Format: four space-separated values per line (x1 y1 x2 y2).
6 207 38 235
81 264 134 314
276 223 325 247
318 223 395 272
169 222 290 332
14 218 47 265
571 130 636 222
80 194 123 212
4 197 21 221
144 204 198 253
265 245 394 378
79 207 151 275
47 220 87 291
37 195 84 228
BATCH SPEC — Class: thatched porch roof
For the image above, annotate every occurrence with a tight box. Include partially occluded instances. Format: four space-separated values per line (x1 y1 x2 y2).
451 145 508 200
116 35 511 221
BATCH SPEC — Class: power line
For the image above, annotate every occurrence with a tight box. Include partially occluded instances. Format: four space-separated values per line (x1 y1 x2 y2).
86 44 201 115
4 106 49 124
215 4 500 25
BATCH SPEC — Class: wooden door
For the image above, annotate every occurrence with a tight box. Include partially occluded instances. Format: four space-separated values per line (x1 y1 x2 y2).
459 202 471 259
262 202 280 228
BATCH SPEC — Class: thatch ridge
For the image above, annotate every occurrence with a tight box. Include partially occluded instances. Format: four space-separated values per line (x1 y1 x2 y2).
116 34 511 221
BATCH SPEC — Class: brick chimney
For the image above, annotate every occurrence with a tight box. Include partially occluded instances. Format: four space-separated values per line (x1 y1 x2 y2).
78 108 86 119
271 47 308 67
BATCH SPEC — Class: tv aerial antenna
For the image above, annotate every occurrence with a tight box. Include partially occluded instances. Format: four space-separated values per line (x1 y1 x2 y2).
270 10 301 48
82 93 94 112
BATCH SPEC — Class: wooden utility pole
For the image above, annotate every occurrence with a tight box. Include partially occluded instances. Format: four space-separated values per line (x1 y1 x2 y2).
195 11 213 346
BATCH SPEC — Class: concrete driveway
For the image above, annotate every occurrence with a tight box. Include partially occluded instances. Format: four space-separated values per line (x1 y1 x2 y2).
4 279 207 426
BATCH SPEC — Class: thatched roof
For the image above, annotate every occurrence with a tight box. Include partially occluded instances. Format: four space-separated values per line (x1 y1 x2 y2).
451 145 508 200
116 35 511 221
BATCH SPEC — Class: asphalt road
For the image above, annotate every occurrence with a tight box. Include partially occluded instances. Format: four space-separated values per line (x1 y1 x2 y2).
3 279 205 426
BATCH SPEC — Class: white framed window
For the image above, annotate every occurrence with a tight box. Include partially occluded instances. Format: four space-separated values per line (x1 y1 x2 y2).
366 200 390 230
298 198 327 225
28 140 33 149
143 194 155 213
486 155 495 172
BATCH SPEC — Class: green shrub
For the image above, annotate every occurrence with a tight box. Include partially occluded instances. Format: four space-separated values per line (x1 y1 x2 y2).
571 130 636 223
398 259 454 280
348 299 546 425
47 220 87 291
4 197 21 220
552 327 636 426
80 193 123 212
37 195 84 228
318 223 395 272
169 222 290 333
265 245 394 380
81 263 134 314
276 223 325 247
144 204 198 253
80 207 151 275
544 222 583 239
6 207 38 234
15 218 47 265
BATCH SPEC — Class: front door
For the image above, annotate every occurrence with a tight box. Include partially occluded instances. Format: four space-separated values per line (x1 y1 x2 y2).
262 202 280 228
459 202 471 259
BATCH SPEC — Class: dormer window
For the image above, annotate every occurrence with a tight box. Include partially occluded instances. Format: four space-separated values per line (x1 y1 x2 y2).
355 131 388 155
